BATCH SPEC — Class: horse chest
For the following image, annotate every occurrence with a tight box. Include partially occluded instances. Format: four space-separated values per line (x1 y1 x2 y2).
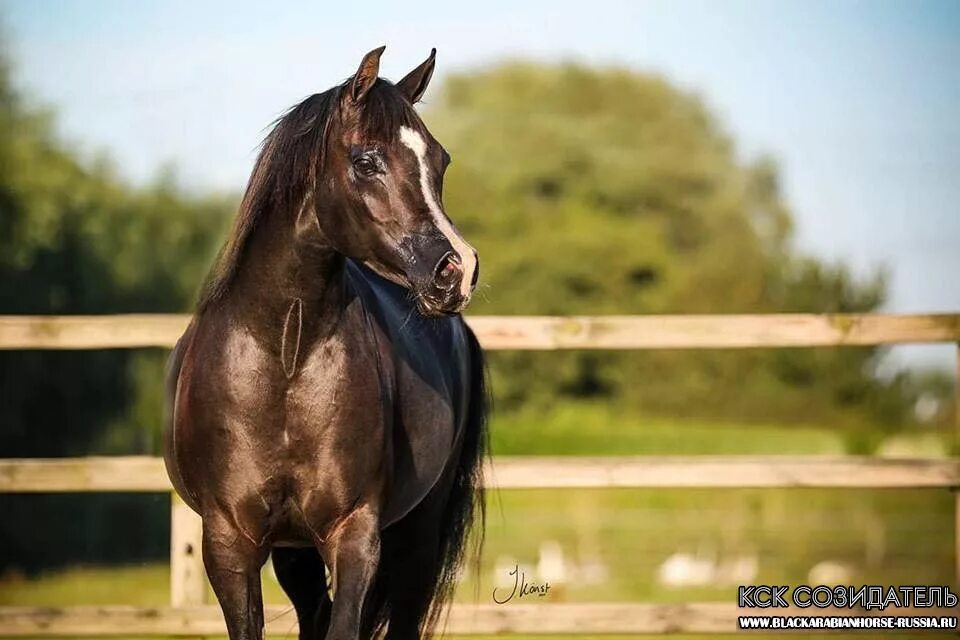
282 339 386 438
176 319 390 530
187 320 387 458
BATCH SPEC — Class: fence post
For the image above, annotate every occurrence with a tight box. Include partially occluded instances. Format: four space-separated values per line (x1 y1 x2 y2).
955 343 960 587
170 492 206 607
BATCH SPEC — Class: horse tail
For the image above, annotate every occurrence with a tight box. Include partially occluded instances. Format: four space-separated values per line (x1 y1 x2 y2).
424 325 490 636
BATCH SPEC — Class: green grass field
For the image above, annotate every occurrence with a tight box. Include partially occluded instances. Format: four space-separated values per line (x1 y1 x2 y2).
4 488 947 607
1 407 955 638
490 403 850 455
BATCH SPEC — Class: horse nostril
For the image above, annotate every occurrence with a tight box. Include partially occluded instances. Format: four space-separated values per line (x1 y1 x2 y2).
434 252 462 287
470 258 480 288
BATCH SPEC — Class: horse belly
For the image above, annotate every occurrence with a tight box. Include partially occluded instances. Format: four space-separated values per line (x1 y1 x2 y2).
379 356 461 526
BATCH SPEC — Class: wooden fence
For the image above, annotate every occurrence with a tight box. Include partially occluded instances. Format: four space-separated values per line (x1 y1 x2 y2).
0 313 958 636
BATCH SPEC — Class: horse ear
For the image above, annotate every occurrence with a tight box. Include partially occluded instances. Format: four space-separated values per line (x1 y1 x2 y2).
348 45 386 103
397 48 437 104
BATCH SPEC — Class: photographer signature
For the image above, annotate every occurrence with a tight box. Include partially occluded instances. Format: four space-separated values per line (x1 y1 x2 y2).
492 564 551 604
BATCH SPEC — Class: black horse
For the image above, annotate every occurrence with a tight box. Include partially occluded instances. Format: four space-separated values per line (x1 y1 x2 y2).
163 46 487 640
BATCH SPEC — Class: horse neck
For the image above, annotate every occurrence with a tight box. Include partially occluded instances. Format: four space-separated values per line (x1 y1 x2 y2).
225 197 347 342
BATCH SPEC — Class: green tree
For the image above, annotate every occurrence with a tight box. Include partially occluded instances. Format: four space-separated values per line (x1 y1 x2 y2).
426 62 923 432
0 46 233 572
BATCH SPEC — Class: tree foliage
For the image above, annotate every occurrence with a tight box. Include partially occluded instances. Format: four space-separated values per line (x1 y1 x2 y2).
0 51 232 454
0 48 233 572
425 62 910 428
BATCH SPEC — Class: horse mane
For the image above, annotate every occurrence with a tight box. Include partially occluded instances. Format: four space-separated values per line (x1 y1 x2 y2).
196 78 422 313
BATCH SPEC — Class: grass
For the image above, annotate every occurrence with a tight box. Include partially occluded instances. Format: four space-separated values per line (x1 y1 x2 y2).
4 487 952 603
0 565 170 606
490 402 850 456
2 482 953 640
1 408 954 639
3 486 953 605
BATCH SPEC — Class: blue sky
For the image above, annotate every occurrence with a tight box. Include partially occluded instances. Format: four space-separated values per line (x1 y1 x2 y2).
2 0 958 368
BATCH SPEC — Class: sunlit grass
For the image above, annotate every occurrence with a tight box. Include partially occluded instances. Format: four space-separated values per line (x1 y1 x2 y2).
2 414 952 639
3 489 950 606
491 403 846 455
0 565 168 606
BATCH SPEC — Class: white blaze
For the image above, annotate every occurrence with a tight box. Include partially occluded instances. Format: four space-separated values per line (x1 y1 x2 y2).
399 125 477 298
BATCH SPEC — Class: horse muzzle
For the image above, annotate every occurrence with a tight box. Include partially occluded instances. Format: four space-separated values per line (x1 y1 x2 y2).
414 250 478 316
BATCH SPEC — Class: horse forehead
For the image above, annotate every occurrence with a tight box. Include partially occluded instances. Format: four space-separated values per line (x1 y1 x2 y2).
397 125 445 162
398 126 449 186
399 126 428 157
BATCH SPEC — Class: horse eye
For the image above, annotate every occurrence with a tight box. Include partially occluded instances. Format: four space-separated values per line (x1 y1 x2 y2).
353 156 379 176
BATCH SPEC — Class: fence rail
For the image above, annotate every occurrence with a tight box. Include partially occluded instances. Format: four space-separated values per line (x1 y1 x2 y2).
2 603 956 637
1 312 958 350
2 313 958 635
1 455 958 492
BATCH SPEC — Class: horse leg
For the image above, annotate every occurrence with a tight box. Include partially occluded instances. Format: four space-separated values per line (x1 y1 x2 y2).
202 512 269 640
272 547 332 640
320 503 381 640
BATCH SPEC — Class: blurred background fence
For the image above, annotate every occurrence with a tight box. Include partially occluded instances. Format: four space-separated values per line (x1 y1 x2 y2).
0 312 957 635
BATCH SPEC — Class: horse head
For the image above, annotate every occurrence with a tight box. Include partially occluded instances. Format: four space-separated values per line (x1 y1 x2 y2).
316 46 479 316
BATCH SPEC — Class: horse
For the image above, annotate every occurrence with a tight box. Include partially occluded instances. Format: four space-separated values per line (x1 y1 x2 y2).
163 46 488 640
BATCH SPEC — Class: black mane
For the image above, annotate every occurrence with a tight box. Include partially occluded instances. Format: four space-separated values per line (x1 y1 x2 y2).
197 78 421 312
